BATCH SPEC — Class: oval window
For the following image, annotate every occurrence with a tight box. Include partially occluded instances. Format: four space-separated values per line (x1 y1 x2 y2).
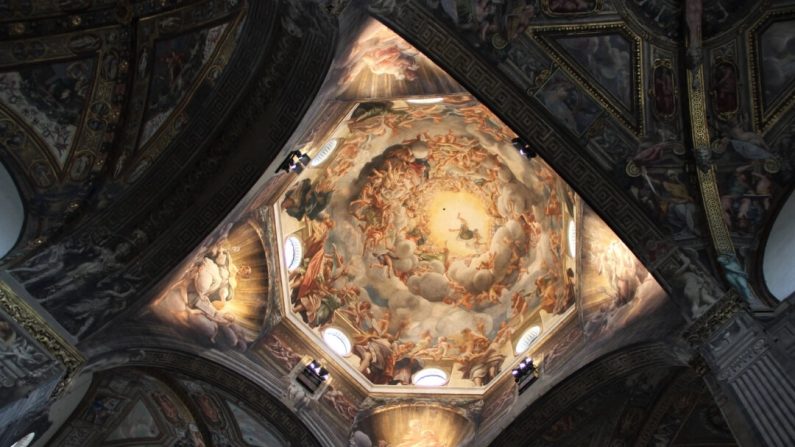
284 236 303 272
322 327 352 357
515 325 542 354
412 368 449 387
310 139 338 167
406 97 444 104
567 219 576 259
763 190 795 301
0 162 23 259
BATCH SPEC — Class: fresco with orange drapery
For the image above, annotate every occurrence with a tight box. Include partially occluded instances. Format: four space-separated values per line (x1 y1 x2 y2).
277 93 580 387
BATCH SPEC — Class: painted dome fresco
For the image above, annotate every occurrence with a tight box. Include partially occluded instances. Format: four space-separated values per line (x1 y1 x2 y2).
277 95 578 388
269 20 656 391
143 18 664 399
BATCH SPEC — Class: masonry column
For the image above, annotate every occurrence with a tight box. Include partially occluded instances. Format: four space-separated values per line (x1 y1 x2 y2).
696 302 795 447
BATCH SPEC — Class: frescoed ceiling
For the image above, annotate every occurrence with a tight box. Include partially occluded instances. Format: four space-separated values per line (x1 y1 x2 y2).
2 1 795 447
0 0 248 265
49 368 301 447
278 94 580 389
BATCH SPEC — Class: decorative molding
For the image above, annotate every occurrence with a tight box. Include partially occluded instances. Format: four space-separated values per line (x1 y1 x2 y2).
715 338 767 382
490 343 681 444
9 0 339 339
682 291 744 346
746 8 795 132
109 348 322 446
367 0 674 292
685 63 736 256
529 22 645 135
0 282 84 397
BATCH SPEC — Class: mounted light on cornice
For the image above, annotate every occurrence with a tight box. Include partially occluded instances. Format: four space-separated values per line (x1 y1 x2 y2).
406 97 444 104
297 359 330 393
512 137 537 159
277 150 311 174
310 139 339 167
412 368 449 387
284 236 303 272
512 357 538 394
322 327 352 357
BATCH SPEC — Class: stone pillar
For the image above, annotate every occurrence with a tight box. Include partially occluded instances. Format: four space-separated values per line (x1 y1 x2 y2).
699 308 795 447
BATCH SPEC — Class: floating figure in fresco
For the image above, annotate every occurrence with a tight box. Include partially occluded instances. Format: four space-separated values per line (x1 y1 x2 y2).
720 165 771 232
510 291 530 322
39 242 133 305
65 279 137 338
760 21 795 103
555 268 576 313
263 335 302 370
712 62 738 115
436 0 536 44
152 240 252 351
715 119 776 161
19 61 92 126
342 34 419 83
595 241 639 305
535 268 560 314
282 178 334 221
353 315 409 384
340 299 374 328
10 244 72 287
413 335 452 360
673 252 719 317
457 340 505 386
393 418 448 447
642 169 701 236
449 213 483 248
322 388 359 422
717 254 762 308
293 244 350 326
652 65 676 117
192 244 248 304
631 137 684 166
538 79 578 131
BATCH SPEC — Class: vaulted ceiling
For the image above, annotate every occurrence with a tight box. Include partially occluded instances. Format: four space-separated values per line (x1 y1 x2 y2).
1 0 794 446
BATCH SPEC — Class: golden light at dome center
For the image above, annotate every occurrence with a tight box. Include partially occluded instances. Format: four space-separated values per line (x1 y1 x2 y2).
424 190 493 257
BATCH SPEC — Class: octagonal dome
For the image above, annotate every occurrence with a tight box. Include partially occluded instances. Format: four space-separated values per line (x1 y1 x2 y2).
274 94 578 390
264 20 586 391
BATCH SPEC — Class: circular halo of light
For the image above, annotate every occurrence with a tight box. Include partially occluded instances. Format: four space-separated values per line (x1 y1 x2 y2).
515 325 542 354
309 139 338 167
322 327 352 357
567 219 577 259
412 368 449 387
284 236 303 272
406 97 444 104
11 433 35 447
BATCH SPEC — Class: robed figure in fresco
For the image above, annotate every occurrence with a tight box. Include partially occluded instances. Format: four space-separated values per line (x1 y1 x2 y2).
151 240 252 351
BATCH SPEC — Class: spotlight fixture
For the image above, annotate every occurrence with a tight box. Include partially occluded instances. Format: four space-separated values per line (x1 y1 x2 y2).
512 138 537 159
512 356 538 394
277 150 311 174
297 359 330 393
